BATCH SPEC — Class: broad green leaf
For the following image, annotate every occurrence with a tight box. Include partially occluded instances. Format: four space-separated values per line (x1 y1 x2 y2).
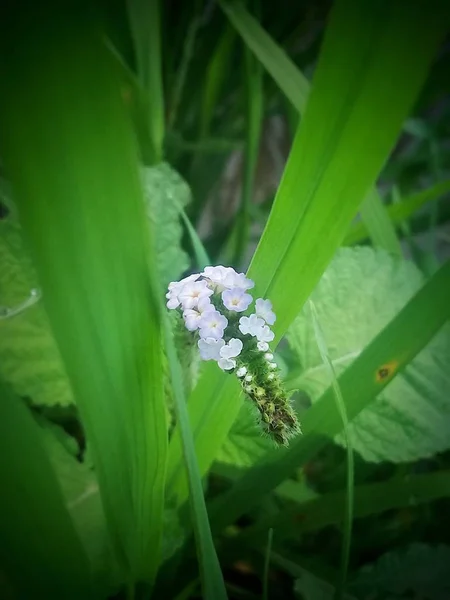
287 247 450 463
167 0 448 506
0 219 74 406
0 382 92 599
36 418 121 594
216 402 274 468
294 568 357 600
349 544 450 600
207 261 450 534
142 163 190 287
0 7 167 584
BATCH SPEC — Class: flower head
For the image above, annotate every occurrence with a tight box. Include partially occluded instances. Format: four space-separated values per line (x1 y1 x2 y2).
255 298 276 325
222 288 253 312
199 309 228 339
239 314 265 337
257 341 269 352
198 337 224 361
179 280 213 310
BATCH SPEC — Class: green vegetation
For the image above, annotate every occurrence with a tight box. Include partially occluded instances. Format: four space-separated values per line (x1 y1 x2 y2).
0 0 449 599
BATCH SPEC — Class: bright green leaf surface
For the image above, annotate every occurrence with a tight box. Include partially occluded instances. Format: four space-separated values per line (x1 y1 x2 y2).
142 163 191 287
287 247 450 463
0 219 74 406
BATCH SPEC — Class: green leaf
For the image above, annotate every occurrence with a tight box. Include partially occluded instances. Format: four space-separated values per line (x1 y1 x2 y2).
0 382 92 599
216 402 274 468
142 162 191 287
0 7 167 584
0 219 74 406
287 247 450 463
207 260 450 534
36 418 121 594
167 0 448 507
218 0 309 113
349 544 450 600
126 0 164 163
344 179 450 246
359 190 402 256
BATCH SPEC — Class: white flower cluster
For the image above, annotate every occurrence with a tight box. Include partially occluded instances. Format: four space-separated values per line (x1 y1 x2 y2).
166 265 277 372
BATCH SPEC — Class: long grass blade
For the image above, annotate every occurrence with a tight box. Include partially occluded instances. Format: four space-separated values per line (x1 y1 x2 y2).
0 382 92 599
127 0 165 163
0 7 167 586
310 301 354 600
166 0 448 507
218 0 309 112
262 528 274 600
233 5 263 266
162 316 228 600
237 469 450 549
207 260 450 532
359 190 403 255
344 179 450 245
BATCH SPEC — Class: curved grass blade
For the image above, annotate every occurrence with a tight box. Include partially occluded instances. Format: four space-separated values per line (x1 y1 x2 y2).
0 382 92 599
310 301 354 600
0 7 167 586
218 0 309 112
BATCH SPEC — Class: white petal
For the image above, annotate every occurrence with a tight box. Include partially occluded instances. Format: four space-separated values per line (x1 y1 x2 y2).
257 341 269 352
218 357 236 371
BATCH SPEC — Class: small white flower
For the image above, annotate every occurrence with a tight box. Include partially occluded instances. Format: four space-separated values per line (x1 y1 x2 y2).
223 271 255 291
236 366 247 378
222 288 253 312
220 338 243 359
257 341 269 352
268 362 277 370
166 295 180 309
256 325 275 343
255 298 276 325
179 280 213 309
218 357 236 371
166 273 201 309
268 373 275 380
264 353 274 361
202 266 236 290
168 273 200 292
239 314 265 337
183 297 212 331
244 374 253 382
198 337 225 361
199 309 228 339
